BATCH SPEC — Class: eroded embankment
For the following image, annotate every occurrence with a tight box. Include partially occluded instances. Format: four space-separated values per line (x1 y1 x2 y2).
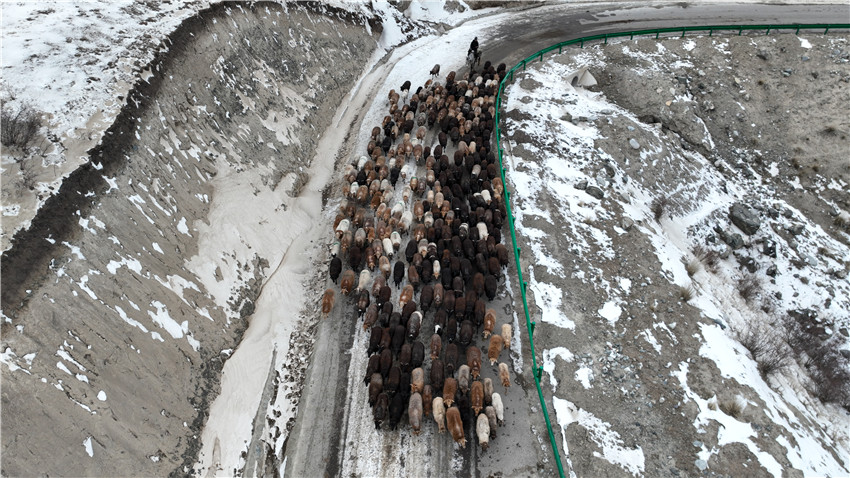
0 2 377 476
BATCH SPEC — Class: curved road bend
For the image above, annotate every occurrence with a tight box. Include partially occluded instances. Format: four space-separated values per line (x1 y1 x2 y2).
283 3 847 477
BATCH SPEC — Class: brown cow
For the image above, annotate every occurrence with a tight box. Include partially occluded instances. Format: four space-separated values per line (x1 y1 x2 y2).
444 343 458 377
483 309 496 337
411 367 424 394
442 377 458 407
369 373 383 407
485 406 498 439
409 392 423 435
430 334 442 360
471 380 484 415
446 406 466 448
321 289 335 317
487 335 504 365
363 304 379 331
433 397 446 433
430 359 444 391
483 378 494 406
399 343 412 372
501 323 512 350
498 362 510 388
466 346 482 380
374 393 389 430
379 349 393 379
365 354 380 385
433 283 444 308
399 284 414 308
423 385 433 417
340 269 356 295
357 290 371 317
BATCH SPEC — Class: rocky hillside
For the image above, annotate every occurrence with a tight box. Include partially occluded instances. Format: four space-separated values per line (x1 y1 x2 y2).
0 3 377 476
502 32 849 476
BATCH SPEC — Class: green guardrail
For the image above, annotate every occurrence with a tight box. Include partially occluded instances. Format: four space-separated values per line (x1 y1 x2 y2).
492 23 849 478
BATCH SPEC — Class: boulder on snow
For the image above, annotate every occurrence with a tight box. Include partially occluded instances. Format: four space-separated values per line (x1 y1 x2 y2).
724 232 744 250
729 202 761 235
585 185 604 200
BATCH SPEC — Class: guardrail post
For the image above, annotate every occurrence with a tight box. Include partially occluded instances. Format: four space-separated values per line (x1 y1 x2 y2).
580 39 584 48
709 29 713 37
796 26 800 34
655 31 660 39
739 26 743 35
558 46 562 53
604 34 608 44
530 320 536 336
825 26 830 34
539 52 544 62
681 29 685 37
536 366 543 380
766 26 771 35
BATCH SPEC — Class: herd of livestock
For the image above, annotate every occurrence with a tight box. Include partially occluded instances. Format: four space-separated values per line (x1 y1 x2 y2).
322 56 515 450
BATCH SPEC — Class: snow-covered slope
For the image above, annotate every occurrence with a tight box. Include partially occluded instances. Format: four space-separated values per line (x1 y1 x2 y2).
503 33 849 477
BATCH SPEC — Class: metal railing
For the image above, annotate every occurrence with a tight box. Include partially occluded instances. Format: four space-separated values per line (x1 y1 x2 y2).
492 23 849 478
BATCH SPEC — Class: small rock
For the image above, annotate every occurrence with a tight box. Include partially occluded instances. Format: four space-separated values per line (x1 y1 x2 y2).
629 138 640 150
782 208 793 219
725 233 744 250
787 224 805 236
729 202 761 235
841 350 850 360
621 217 634 231
803 254 817 267
695 459 708 471
585 185 604 200
762 239 776 258
737 255 757 273
766 264 778 277
802 55 810 62
575 179 588 190
595 174 609 189
693 441 703 448
757 50 770 60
